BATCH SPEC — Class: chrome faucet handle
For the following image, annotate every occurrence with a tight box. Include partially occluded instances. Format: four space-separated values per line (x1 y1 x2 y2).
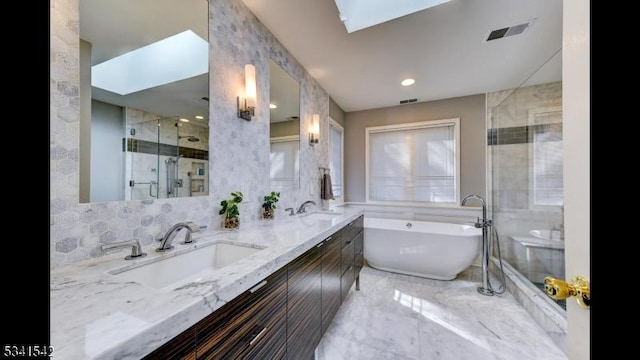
187 221 200 231
182 231 194 244
182 225 207 244
102 239 147 260
285 208 295 216
181 221 201 244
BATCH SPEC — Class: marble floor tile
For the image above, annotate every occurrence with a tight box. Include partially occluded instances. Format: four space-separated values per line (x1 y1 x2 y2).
316 266 566 360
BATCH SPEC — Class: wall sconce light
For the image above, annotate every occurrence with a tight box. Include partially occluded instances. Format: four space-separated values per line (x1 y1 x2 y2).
237 64 256 121
309 114 320 146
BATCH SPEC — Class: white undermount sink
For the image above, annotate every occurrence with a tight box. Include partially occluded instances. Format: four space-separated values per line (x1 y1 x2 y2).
301 211 343 221
107 241 265 290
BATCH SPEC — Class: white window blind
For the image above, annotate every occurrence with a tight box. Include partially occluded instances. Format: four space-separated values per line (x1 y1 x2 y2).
533 130 563 206
270 137 299 191
367 120 458 203
329 122 343 199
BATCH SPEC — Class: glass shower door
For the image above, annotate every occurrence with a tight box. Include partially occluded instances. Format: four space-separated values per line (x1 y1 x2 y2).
489 81 565 309
125 117 161 201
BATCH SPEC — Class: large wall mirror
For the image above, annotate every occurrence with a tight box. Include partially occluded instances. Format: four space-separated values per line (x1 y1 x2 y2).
269 60 300 191
79 0 209 203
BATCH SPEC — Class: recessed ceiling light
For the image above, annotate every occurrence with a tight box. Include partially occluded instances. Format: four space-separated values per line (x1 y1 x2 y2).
269 104 277 109
195 115 204 119
401 78 415 86
179 118 190 122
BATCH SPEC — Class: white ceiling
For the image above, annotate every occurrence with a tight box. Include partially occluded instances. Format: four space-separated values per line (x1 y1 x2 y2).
80 0 209 124
80 0 562 120
242 0 563 112
333 0 452 34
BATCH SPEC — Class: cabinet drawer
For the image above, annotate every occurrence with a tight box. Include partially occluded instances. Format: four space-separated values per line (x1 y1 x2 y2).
354 230 363 255
341 265 356 301
196 266 287 359
342 216 364 245
355 251 363 273
341 239 354 275
239 316 287 359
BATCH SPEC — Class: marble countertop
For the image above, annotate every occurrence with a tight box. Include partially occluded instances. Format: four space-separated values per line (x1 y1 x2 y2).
51 206 364 360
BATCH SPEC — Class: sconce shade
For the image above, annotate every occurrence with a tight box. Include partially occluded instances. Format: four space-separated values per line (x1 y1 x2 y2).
245 64 256 109
309 114 320 146
238 64 257 121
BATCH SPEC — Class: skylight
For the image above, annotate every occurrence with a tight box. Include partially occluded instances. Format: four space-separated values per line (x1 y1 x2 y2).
91 30 208 95
334 0 451 33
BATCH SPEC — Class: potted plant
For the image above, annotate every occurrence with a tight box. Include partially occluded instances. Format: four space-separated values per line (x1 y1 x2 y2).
219 191 243 229
261 191 280 219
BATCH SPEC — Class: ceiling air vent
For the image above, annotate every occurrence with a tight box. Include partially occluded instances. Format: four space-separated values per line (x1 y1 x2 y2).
400 98 418 105
486 19 535 42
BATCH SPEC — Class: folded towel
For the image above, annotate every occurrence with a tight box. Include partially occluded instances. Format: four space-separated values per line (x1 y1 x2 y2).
321 173 334 200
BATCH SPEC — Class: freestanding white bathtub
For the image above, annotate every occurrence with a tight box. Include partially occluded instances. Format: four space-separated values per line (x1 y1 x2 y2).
364 217 482 280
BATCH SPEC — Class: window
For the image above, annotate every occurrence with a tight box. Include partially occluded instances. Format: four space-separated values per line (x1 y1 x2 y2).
529 107 563 207
328 118 344 202
366 119 460 204
270 136 300 191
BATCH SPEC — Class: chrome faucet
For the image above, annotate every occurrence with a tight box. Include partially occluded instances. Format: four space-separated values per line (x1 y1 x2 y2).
157 221 200 252
461 194 490 229
285 207 295 216
296 200 316 214
461 194 494 296
102 239 147 260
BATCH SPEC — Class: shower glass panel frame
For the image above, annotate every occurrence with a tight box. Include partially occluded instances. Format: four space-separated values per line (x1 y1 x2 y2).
488 80 565 310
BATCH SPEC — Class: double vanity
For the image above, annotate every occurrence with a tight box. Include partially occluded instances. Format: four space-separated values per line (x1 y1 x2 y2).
51 207 364 359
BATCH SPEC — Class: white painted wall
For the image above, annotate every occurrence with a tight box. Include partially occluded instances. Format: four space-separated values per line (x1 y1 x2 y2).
563 0 590 358
79 39 92 203
90 100 125 202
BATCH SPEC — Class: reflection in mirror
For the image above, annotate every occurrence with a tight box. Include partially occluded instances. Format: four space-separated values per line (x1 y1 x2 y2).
269 60 300 191
79 0 209 203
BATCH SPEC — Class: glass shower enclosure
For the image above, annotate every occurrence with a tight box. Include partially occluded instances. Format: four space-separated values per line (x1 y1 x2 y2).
488 79 565 309
124 115 209 200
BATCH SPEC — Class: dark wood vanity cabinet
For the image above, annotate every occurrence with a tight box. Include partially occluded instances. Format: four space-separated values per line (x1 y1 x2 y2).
341 215 364 300
320 232 343 336
142 266 287 360
286 244 323 360
144 214 365 360
196 265 288 359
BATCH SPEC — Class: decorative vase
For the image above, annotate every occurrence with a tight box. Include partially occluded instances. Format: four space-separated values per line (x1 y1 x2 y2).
223 216 239 229
262 208 274 220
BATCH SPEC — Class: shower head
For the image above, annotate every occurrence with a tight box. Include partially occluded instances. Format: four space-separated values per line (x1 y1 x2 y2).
179 135 200 142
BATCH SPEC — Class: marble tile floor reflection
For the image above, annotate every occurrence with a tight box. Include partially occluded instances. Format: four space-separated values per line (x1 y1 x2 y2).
316 265 567 360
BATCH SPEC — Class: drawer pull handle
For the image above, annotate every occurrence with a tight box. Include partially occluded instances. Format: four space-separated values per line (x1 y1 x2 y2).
249 280 267 293
347 265 353 271
249 326 268 346
345 240 352 246
326 236 332 241
316 242 324 248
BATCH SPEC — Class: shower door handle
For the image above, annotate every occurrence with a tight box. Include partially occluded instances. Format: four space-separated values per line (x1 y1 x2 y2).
543 276 590 309
149 181 157 198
